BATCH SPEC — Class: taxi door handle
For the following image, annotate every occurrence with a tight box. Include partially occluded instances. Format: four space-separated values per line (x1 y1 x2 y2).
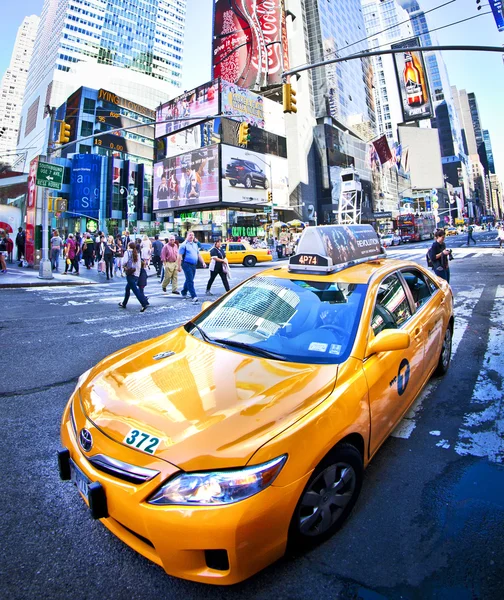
414 327 422 340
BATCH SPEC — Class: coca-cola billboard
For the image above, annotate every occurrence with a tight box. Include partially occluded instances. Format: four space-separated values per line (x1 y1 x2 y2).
213 0 289 89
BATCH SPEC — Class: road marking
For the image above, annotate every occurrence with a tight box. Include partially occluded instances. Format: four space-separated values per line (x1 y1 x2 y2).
454 285 504 463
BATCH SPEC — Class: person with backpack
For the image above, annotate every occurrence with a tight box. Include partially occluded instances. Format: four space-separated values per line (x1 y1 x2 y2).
467 224 476 246
428 228 451 283
119 242 149 312
177 231 207 303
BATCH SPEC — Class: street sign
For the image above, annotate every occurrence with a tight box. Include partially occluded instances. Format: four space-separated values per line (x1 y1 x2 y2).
36 161 64 190
489 0 504 32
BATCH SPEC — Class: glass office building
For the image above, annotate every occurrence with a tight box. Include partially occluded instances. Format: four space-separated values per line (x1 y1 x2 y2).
18 0 184 167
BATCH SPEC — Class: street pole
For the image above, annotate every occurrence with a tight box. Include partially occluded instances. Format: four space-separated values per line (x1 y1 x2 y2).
38 108 56 280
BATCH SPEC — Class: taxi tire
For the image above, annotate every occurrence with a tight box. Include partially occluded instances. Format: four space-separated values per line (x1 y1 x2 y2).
287 443 363 550
434 325 452 376
243 256 257 267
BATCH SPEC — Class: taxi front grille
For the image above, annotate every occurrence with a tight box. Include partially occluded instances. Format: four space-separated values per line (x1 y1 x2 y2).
88 454 159 485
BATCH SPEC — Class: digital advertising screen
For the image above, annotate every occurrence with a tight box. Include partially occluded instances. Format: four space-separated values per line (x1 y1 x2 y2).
221 144 289 207
155 80 219 138
220 80 265 128
392 37 433 123
70 154 102 219
158 119 221 160
213 0 289 88
153 145 219 210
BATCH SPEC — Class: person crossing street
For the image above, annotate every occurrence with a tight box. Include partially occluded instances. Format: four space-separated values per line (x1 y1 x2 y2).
467 224 476 246
161 235 179 294
177 231 207 303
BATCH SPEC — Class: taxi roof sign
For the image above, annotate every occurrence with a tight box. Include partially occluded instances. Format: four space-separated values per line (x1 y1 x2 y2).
289 224 385 274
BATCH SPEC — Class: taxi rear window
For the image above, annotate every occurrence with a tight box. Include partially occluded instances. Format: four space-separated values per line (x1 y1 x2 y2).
194 276 367 364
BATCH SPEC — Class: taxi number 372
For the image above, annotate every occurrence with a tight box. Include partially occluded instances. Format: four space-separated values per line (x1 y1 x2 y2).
124 429 161 454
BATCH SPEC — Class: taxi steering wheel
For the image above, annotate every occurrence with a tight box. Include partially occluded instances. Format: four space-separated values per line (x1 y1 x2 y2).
319 324 348 337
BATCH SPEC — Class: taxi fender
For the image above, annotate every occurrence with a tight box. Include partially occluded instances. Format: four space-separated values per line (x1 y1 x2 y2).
248 357 370 489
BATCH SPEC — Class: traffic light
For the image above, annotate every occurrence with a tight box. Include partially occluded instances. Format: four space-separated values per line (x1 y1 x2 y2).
282 82 297 114
267 190 273 203
238 122 250 145
59 121 71 144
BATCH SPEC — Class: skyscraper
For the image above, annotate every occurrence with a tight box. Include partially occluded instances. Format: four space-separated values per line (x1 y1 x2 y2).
18 0 185 168
482 130 495 175
361 0 413 143
0 15 39 167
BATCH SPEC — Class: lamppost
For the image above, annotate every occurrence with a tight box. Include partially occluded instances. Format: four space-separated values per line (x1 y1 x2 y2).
120 185 138 232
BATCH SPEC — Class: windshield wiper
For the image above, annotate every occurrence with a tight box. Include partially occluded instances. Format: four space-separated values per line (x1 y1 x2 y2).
212 338 286 360
188 321 214 344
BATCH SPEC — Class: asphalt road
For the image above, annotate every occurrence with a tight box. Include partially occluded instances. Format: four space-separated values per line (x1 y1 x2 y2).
1 230 503 599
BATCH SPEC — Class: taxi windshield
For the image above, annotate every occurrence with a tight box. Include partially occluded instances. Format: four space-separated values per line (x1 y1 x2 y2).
191 276 367 364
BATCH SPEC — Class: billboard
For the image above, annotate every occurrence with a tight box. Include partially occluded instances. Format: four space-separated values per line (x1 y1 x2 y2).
221 144 289 207
158 120 220 160
25 157 39 266
156 80 219 138
391 37 432 123
153 145 219 210
220 81 265 128
213 0 289 88
70 154 102 219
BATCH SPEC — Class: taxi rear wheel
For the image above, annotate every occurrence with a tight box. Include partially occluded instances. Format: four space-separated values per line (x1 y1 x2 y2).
243 255 257 267
434 325 452 376
288 443 363 549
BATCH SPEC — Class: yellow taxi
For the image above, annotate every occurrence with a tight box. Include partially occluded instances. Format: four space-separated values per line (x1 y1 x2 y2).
59 225 453 585
200 241 272 267
445 227 458 236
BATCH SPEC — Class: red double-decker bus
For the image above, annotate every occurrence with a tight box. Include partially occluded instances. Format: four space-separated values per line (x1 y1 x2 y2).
398 213 436 242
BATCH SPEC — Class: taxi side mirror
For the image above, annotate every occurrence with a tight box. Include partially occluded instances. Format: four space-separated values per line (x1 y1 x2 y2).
366 330 410 357
201 301 213 311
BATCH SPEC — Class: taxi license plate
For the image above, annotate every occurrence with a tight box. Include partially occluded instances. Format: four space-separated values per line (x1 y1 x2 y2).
70 459 91 501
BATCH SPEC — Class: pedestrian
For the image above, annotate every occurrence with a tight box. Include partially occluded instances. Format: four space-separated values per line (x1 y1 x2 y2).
82 233 95 269
119 242 149 312
104 235 115 280
114 237 124 276
6 234 13 263
15 227 25 265
64 233 79 275
177 231 207 303
97 234 107 275
467 224 476 246
206 239 230 295
151 234 163 277
497 225 504 249
138 260 148 299
75 232 82 266
50 229 63 271
140 234 152 269
121 230 131 248
429 228 451 283
161 234 179 294
0 229 8 273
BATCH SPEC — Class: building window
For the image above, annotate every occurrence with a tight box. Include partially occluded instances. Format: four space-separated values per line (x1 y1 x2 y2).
79 144 91 154
25 97 40 136
80 120 94 138
83 98 96 115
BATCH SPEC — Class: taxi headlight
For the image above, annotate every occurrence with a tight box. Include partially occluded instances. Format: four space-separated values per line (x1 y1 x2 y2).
147 455 287 506
75 368 92 393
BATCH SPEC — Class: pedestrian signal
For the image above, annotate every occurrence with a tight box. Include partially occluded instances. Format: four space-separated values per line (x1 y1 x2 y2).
283 83 297 114
59 121 71 144
238 122 251 145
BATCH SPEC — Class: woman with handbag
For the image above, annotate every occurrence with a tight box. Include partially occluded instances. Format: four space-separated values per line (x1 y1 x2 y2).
119 242 149 312
205 239 230 295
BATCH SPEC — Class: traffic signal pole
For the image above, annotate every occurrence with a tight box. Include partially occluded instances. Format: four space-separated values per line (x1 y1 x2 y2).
38 107 56 280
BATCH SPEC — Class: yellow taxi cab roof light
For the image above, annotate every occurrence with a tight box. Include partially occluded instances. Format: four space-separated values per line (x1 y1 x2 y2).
289 224 386 275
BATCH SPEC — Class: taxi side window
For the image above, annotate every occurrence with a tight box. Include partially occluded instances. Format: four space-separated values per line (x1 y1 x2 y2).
401 269 432 309
371 274 412 335
229 244 242 252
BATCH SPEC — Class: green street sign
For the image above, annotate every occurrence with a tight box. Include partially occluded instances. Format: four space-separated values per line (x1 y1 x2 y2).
36 161 64 190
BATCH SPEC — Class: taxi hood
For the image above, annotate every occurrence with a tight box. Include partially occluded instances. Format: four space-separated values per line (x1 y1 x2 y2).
79 329 337 471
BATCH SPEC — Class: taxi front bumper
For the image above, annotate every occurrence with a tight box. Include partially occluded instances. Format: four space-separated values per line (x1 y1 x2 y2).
59 399 310 585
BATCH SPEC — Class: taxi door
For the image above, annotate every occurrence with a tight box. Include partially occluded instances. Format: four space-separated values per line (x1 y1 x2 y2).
362 273 425 457
226 243 246 264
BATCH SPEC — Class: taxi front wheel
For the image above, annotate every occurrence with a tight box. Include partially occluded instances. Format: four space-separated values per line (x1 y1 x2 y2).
288 443 363 549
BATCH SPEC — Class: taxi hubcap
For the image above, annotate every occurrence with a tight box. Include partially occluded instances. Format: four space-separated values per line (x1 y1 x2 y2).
298 462 356 536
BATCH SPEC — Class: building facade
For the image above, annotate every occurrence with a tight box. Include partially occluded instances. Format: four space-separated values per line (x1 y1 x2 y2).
48 86 155 238
0 15 39 168
17 0 185 168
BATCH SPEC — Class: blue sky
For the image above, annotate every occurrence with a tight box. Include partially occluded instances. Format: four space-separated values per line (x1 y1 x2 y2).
1 0 502 176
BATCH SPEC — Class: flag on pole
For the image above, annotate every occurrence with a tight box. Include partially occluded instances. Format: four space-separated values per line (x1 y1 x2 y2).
372 134 393 165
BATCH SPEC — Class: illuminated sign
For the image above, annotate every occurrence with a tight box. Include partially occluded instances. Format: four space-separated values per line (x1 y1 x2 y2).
391 37 433 123
231 226 265 237
97 89 155 120
212 0 289 88
290 254 328 268
156 80 219 138
220 81 265 128
70 154 102 219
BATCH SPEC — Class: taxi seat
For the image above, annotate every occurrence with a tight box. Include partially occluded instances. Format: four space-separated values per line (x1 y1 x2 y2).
402 274 430 307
